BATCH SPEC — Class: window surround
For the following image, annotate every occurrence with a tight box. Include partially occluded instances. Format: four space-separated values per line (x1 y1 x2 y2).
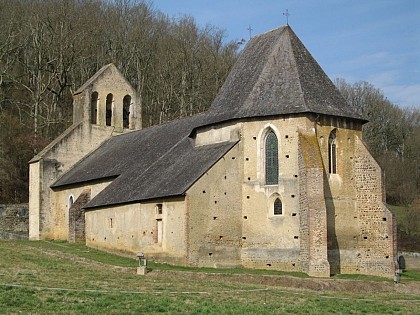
265 130 279 185
268 193 284 217
328 129 337 174
68 194 74 209
90 92 98 125
274 198 283 215
123 95 131 129
106 93 113 126
154 204 164 245
257 125 281 186
156 203 163 215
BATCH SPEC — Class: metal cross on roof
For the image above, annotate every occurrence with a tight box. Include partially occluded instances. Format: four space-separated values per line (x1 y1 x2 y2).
283 9 290 25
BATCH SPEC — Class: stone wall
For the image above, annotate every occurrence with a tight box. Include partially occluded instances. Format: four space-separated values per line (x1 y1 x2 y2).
298 132 330 277
186 140 242 268
50 180 113 241
353 137 396 277
0 204 29 239
85 199 188 265
68 189 91 243
29 64 141 241
240 118 304 272
315 116 361 276
29 123 114 240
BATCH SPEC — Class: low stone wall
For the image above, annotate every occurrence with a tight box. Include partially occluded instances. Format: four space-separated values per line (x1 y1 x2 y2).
0 204 29 239
0 231 28 240
399 252 420 271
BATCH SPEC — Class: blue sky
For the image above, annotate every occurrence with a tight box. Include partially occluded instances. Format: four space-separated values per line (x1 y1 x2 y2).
150 0 419 108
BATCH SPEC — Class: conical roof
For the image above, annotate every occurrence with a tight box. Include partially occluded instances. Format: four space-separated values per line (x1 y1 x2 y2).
209 25 365 122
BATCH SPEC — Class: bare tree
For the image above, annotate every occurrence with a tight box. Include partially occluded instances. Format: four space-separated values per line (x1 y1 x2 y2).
0 0 239 202
336 78 420 206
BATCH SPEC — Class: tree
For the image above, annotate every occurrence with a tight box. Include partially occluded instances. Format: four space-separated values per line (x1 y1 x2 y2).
336 79 420 206
0 0 239 203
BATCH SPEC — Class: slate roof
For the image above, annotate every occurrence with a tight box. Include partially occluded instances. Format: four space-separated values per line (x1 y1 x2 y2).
52 114 205 188
52 113 237 209
86 136 236 208
52 25 364 209
208 25 365 122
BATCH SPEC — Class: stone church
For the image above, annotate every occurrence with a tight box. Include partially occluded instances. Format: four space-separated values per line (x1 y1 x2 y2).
29 25 396 278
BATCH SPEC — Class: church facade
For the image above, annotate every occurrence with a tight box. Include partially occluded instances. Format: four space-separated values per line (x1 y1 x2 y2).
29 26 396 278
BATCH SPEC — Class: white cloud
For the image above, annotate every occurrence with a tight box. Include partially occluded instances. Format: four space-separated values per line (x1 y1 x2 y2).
383 84 420 108
368 71 400 87
344 51 401 70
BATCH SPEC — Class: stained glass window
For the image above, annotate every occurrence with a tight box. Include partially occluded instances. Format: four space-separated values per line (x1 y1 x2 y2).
265 131 279 185
274 198 282 215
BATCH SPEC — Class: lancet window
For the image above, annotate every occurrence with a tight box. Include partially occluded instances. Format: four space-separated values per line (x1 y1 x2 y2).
90 92 98 124
328 129 337 174
265 130 279 185
123 95 131 129
106 93 113 126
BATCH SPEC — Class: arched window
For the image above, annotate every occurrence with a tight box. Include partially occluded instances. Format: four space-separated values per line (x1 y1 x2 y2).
106 93 113 126
265 130 279 185
90 92 98 124
123 95 131 129
68 195 74 209
328 129 337 174
274 198 282 215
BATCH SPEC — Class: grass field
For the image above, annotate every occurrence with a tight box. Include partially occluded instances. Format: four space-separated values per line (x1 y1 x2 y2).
0 240 419 314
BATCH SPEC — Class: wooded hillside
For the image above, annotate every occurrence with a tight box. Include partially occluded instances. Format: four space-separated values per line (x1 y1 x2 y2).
0 0 239 202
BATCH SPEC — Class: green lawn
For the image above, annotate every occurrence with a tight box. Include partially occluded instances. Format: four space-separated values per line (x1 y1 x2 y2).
0 240 419 314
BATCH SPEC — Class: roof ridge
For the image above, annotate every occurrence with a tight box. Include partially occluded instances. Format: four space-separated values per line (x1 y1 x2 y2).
283 27 312 113
251 24 288 40
74 63 114 95
30 122 83 164
85 138 239 208
82 135 192 207
287 27 364 120
243 27 292 109
50 135 116 188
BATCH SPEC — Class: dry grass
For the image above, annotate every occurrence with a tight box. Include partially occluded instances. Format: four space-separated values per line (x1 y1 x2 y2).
0 240 419 314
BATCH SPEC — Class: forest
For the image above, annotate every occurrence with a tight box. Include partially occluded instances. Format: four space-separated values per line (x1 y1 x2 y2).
0 1 418 246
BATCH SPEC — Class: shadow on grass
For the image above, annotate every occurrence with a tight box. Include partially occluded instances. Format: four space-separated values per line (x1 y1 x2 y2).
20 240 310 278
12 240 420 282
